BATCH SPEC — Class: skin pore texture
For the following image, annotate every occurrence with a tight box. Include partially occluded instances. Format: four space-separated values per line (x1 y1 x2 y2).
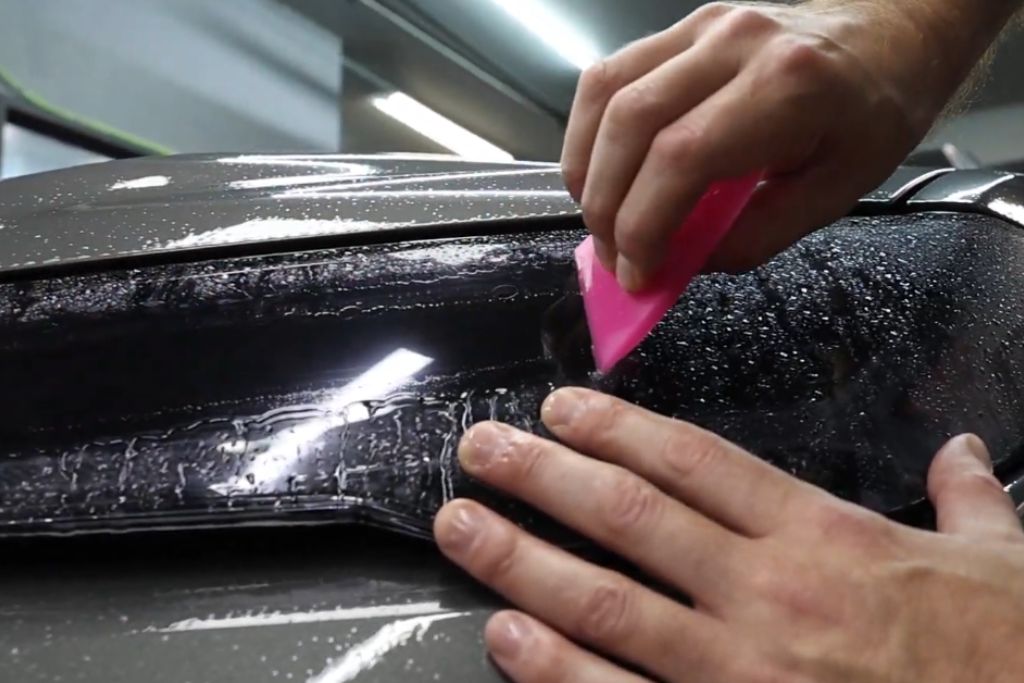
434 2 1024 682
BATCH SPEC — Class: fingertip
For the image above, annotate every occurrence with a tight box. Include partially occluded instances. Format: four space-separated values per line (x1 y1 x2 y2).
592 237 617 271
958 433 993 471
563 169 584 204
541 386 589 430
485 611 532 662
615 256 648 292
433 498 485 557
930 433 993 479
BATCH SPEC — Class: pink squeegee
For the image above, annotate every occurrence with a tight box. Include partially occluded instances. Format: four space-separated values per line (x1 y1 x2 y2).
576 172 763 372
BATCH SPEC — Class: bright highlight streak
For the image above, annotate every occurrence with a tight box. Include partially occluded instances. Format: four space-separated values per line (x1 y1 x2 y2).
110 175 170 190
371 93 514 163
489 0 601 70
209 348 433 496
151 601 451 633
307 612 466 683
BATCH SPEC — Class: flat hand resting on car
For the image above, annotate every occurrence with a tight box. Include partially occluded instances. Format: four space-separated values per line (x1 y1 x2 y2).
435 1 1024 681
436 389 1024 683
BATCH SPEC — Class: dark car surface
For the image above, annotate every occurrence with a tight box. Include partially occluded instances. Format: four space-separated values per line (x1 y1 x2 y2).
1 155 1024 682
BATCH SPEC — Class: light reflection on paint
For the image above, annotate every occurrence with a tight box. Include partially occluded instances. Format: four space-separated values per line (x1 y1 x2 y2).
110 175 171 190
150 601 451 633
274 189 569 200
392 243 504 267
216 155 385 171
942 175 1012 203
165 218 390 249
307 612 466 683
273 166 556 197
990 198 1024 225
230 171 382 191
209 349 433 496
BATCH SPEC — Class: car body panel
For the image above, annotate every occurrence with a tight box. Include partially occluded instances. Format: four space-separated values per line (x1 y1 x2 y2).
2 157 1024 682
0 154 575 277
0 156 945 280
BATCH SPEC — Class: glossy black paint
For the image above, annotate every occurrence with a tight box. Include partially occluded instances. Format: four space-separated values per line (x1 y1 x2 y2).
0 154 577 277
3 157 1024 683
4 210 1024 538
0 155 948 280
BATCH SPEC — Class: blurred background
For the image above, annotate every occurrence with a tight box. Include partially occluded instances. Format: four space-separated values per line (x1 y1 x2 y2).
1 0 1022 179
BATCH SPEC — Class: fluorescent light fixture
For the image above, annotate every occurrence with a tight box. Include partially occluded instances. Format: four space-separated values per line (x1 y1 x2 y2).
489 0 601 70
209 348 433 496
371 92 514 163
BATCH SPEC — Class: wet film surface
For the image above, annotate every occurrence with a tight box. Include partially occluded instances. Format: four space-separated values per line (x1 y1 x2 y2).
1 212 1023 538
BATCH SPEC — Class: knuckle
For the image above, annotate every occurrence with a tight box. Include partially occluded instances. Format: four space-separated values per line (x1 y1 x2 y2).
577 576 633 642
584 395 629 450
659 430 720 483
745 557 839 627
602 471 662 534
560 163 586 199
613 211 656 261
772 38 835 82
474 526 520 585
719 7 779 38
606 82 661 126
745 558 792 601
650 123 705 168
581 198 616 238
812 503 894 554
579 59 620 101
510 434 548 482
693 2 733 22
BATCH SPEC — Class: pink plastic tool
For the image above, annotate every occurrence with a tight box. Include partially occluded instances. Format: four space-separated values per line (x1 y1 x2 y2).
576 172 763 372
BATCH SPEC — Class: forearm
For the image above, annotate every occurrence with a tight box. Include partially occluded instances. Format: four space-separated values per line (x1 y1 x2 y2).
804 0 1023 133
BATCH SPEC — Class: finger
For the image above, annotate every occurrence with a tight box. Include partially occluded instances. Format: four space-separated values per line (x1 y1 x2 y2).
434 499 735 681
613 45 833 288
541 388 821 537
458 421 745 606
561 3 732 204
484 611 651 683
927 434 1023 543
580 39 743 267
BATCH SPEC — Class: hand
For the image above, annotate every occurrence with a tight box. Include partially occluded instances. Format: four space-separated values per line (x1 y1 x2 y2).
562 1 1017 287
435 388 1024 683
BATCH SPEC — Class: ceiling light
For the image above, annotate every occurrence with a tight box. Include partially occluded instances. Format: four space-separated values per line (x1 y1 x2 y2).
489 0 601 70
371 92 514 162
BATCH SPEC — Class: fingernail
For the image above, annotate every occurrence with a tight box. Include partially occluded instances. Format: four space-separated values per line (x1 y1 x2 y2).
542 388 585 429
616 257 643 292
461 422 513 471
488 613 529 660
959 434 992 471
437 503 482 555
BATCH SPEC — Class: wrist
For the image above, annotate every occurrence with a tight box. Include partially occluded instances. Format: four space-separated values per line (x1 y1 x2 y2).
808 0 1020 135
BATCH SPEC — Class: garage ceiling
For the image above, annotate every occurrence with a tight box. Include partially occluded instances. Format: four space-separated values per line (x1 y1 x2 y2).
280 0 1024 164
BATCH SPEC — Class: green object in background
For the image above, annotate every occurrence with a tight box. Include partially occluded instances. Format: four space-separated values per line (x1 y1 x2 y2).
0 65 173 156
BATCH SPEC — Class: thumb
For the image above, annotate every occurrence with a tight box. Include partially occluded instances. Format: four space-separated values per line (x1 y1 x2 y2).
927 434 1023 542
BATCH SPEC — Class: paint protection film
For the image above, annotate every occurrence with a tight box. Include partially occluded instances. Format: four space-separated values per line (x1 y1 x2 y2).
1 212 1024 538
